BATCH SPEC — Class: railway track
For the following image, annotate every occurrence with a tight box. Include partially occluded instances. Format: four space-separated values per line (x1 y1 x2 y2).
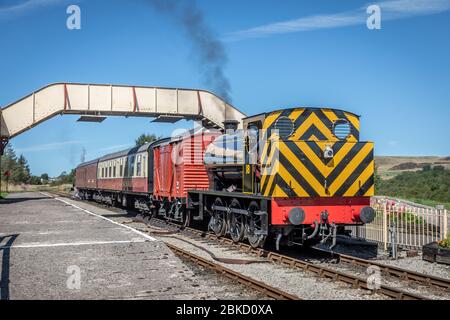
167 243 300 300
318 249 450 291
49 191 447 300
149 218 432 300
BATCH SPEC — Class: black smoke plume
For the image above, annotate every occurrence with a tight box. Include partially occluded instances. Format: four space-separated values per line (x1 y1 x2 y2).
148 0 232 102
80 147 86 163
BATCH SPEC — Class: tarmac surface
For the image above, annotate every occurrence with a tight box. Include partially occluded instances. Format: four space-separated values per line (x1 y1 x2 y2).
0 192 209 300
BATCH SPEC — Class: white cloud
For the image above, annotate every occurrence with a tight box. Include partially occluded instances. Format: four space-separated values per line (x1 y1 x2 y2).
0 0 73 20
15 140 89 153
225 0 450 41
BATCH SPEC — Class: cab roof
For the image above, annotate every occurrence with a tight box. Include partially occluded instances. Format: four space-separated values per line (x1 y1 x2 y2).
242 107 360 120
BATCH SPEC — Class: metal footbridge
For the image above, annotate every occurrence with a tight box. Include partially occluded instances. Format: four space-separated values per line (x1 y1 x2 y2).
0 83 246 154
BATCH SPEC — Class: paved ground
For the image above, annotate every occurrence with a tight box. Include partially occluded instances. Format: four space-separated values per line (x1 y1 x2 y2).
0 192 207 300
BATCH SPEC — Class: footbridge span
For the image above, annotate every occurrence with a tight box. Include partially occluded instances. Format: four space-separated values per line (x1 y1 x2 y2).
0 83 246 154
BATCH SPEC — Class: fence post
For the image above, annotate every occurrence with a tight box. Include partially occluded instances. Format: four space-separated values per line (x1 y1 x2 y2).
436 205 446 240
383 202 388 251
444 209 448 238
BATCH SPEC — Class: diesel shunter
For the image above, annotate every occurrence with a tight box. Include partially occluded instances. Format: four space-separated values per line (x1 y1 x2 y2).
75 107 375 249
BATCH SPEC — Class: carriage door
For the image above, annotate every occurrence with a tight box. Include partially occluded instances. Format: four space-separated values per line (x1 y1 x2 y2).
243 122 261 194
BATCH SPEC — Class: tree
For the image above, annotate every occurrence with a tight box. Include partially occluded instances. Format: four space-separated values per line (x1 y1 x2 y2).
51 169 76 186
1 144 17 176
15 154 31 183
29 176 42 185
1 145 32 184
41 173 49 184
135 133 159 147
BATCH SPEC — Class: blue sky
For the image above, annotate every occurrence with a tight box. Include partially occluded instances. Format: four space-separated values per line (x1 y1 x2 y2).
1 0 449 177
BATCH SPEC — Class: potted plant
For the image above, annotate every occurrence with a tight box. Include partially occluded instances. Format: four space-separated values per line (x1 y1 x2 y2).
423 234 450 265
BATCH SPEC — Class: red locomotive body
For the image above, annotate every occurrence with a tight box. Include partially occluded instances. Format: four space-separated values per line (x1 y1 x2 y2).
153 132 218 201
270 196 371 226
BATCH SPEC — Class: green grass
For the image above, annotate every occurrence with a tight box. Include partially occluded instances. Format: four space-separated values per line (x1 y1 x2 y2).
407 198 450 210
0 192 8 198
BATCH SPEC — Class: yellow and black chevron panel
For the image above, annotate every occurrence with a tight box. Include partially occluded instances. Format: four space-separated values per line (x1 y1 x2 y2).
260 140 374 198
262 108 360 142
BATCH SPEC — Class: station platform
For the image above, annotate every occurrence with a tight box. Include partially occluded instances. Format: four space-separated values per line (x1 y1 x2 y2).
0 192 199 300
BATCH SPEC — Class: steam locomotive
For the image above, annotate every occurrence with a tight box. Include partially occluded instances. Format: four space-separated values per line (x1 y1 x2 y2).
75 107 375 249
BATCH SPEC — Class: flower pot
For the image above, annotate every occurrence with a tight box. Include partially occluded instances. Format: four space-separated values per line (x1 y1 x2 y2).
422 242 450 265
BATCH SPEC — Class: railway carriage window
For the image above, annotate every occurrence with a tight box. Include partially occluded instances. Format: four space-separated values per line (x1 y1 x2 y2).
274 116 294 139
333 119 351 140
137 161 141 177
143 155 147 176
130 156 135 177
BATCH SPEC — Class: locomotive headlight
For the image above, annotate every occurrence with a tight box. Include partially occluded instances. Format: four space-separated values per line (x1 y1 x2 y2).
323 145 334 159
360 206 376 224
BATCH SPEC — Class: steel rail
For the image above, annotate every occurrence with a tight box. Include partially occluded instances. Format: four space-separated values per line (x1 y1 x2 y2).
335 252 450 290
176 226 429 300
166 243 301 300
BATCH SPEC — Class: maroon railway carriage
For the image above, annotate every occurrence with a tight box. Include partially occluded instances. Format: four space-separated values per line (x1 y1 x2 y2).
75 159 98 190
76 138 167 208
75 131 219 222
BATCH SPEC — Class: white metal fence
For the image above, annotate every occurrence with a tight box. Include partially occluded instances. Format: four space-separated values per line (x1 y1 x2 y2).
346 199 449 250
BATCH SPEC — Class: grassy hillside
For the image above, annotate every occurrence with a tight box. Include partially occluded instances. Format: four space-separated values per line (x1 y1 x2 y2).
375 156 450 180
376 165 450 209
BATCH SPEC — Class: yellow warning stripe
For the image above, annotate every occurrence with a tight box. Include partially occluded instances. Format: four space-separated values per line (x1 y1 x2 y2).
274 184 288 198
276 160 308 197
328 143 373 195
263 111 282 129
364 185 375 197
344 160 374 196
262 158 279 196
279 141 323 195
292 112 334 140
344 112 360 131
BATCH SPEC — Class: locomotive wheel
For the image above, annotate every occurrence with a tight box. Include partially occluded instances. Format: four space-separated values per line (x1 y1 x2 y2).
228 199 245 243
246 201 267 248
209 197 227 237
182 209 191 228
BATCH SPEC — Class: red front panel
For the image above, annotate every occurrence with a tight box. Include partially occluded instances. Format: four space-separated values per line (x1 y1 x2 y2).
271 197 371 226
